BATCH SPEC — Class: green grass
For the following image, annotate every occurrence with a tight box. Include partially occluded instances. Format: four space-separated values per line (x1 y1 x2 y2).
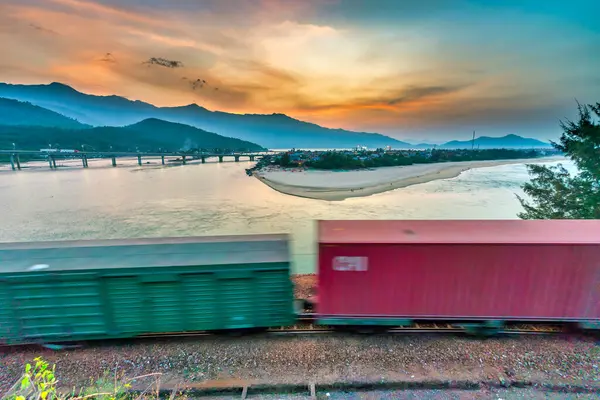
2 357 184 400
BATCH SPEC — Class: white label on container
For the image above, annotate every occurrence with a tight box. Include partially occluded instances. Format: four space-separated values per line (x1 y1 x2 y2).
332 256 368 271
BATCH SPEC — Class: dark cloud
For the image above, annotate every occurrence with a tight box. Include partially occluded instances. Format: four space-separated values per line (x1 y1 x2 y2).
29 23 58 35
189 78 208 90
386 85 469 105
99 52 116 63
283 83 471 113
143 57 184 68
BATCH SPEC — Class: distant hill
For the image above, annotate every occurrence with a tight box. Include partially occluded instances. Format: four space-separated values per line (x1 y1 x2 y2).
439 134 551 149
410 143 437 149
0 82 555 151
0 82 411 149
0 118 265 152
0 97 89 129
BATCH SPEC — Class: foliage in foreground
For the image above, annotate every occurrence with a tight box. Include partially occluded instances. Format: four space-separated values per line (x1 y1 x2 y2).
2 357 181 400
518 102 600 219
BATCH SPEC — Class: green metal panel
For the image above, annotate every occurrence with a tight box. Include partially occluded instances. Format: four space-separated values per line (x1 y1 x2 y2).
104 277 144 335
220 278 256 329
6 275 106 341
255 270 295 326
144 281 183 332
0 235 294 345
0 280 12 342
141 274 179 283
1 264 295 344
181 273 218 330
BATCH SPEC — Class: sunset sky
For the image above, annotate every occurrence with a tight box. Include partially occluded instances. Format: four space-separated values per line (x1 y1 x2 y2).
1 0 598 141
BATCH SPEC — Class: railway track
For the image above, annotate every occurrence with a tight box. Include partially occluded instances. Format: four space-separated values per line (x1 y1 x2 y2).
0 315 574 350
133 325 562 341
135 314 567 340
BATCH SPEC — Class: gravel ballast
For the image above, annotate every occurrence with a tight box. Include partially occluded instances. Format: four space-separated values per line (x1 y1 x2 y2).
2 334 600 395
292 274 316 300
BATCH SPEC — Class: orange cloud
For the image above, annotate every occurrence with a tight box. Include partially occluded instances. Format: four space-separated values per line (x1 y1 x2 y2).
1 0 597 139
48 0 165 27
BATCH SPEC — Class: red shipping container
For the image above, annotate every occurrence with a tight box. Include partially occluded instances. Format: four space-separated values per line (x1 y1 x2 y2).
317 220 600 324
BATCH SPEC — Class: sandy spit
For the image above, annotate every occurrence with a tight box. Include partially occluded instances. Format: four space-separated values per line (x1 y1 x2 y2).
255 156 566 201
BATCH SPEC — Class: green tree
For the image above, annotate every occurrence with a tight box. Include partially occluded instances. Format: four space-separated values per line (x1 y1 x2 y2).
518 102 600 219
279 153 291 166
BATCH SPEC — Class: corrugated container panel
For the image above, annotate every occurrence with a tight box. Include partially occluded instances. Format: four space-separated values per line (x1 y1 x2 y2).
317 219 600 322
3 274 107 341
0 234 294 344
105 277 144 334
145 281 184 332
220 277 256 329
0 280 11 342
255 270 294 326
181 274 218 330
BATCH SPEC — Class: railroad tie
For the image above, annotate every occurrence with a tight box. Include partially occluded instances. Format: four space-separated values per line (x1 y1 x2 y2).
310 382 316 399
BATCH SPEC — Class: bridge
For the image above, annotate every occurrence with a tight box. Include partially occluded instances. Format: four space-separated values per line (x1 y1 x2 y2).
0 149 275 170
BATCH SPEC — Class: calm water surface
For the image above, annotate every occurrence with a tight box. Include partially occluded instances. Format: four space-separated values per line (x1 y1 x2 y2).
0 158 574 273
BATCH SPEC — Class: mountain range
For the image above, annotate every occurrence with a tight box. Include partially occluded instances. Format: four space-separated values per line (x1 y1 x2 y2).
438 134 553 149
0 97 90 129
0 82 412 149
0 99 264 152
0 82 553 150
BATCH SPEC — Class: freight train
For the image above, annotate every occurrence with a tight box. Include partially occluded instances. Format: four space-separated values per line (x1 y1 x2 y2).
1 219 599 345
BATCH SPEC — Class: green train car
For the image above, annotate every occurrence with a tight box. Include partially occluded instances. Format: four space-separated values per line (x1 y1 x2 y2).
0 234 294 345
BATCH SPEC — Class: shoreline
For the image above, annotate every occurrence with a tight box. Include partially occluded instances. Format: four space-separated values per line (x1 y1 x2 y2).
255 156 566 201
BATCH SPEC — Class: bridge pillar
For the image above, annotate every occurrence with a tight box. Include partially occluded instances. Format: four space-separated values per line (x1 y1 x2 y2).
182 155 187 165
201 156 206 164
161 155 165 165
112 157 117 167
15 154 21 170
250 155 255 161
137 155 142 166
218 156 223 163
234 155 240 162
10 154 15 171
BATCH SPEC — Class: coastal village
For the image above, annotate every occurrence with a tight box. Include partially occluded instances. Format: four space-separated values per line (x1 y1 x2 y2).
247 146 559 175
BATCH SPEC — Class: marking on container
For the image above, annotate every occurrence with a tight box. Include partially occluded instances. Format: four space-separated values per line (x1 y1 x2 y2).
332 257 368 271
27 264 50 271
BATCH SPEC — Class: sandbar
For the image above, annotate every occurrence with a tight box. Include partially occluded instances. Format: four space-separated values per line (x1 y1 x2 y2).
255 156 566 201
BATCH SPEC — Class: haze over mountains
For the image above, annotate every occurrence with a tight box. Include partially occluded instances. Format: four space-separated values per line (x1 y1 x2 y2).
0 97 90 129
0 98 265 152
0 82 552 150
